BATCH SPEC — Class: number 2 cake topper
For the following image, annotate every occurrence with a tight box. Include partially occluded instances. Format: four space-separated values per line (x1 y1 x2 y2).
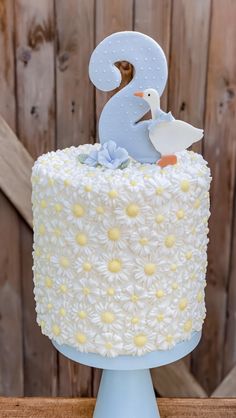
89 31 203 165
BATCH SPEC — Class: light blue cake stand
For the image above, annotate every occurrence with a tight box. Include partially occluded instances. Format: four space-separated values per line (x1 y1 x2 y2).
53 331 201 418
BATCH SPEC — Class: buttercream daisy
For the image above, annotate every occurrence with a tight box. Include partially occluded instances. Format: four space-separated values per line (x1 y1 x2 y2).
91 302 123 332
124 329 155 356
95 332 123 357
97 253 132 283
119 284 148 312
74 277 98 304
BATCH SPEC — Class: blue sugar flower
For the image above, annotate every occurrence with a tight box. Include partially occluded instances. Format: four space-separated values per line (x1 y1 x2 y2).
97 140 129 169
84 149 99 167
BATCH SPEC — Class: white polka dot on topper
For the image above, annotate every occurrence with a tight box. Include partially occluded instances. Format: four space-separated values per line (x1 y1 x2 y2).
89 31 168 163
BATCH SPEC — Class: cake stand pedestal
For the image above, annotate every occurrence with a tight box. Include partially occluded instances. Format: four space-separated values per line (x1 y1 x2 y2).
53 331 201 418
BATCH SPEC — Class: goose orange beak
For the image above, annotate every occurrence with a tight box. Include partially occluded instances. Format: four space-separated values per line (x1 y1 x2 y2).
134 91 144 97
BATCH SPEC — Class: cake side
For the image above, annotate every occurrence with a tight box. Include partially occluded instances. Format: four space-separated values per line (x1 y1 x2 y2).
32 144 211 357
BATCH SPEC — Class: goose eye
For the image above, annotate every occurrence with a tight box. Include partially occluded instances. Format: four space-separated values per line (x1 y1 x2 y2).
148 93 150 97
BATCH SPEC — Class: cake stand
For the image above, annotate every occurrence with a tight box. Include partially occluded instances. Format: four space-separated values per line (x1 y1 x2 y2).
53 331 201 418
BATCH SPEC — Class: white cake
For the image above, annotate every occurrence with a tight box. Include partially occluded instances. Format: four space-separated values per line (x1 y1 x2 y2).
32 143 211 357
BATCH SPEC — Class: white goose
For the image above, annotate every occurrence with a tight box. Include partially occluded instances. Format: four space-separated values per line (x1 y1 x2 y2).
134 88 204 167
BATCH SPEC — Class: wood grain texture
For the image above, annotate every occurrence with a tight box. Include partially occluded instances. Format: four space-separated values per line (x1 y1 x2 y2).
193 0 236 394
0 0 23 396
134 0 172 110
212 365 236 397
15 0 55 159
95 0 133 131
14 0 57 396
0 193 23 396
0 116 33 228
55 0 95 148
151 359 207 398
0 398 236 418
168 0 211 154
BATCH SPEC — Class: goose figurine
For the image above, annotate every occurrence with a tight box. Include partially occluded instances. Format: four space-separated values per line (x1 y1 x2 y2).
134 88 204 167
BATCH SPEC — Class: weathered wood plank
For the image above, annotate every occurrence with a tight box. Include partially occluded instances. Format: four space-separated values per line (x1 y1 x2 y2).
55 0 95 148
193 0 236 394
15 0 55 159
0 0 16 129
95 0 133 131
168 0 211 154
134 0 172 110
0 0 24 396
1 398 236 418
151 359 207 398
15 0 57 396
224 192 236 374
0 193 23 396
212 365 236 397
55 0 95 396
0 116 33 228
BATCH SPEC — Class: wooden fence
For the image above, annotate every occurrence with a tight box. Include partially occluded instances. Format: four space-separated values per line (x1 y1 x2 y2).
0 0 235 398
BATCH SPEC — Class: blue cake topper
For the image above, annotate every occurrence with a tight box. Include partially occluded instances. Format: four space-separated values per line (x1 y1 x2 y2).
89 31 204 167
89 31 168 163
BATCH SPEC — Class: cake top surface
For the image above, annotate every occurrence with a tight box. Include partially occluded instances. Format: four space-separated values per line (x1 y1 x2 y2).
33 144 210 190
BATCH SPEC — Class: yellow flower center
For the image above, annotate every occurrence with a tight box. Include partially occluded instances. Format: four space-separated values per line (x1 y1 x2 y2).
40 199 47 209
144 263 156 276
156 290 164 299
59 308 66 317
134 334 147 347
183 320 192 332
76 233 87 246
197 292 204 303
105 342 113 349
156 214 164 224
39 224 45 235
179 298 188 311
76 333 87 344
165 235 176 248
54 203 62 212
107 287 115 296
78 310 87 319
96 206 105 214
181 180 190 192
83 287 90 296
45 277 53 288
165 335 173 343
186 252 192 260
108 190 118 198
126 204 140 217
73 204 85 218
60 256 70 268
139 237 149 245
108 228 120 241
84 185 92 192
131 317 140 325
108 259 122 273
52 325 61 336
60 284 67 293
194 199 201 209
83 262 92 272
176 209 185 219
156 187 163 195
131 294 139 303
101 311 115 324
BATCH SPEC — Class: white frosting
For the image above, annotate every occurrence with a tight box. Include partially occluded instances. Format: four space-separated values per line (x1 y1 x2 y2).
32 144 211 357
